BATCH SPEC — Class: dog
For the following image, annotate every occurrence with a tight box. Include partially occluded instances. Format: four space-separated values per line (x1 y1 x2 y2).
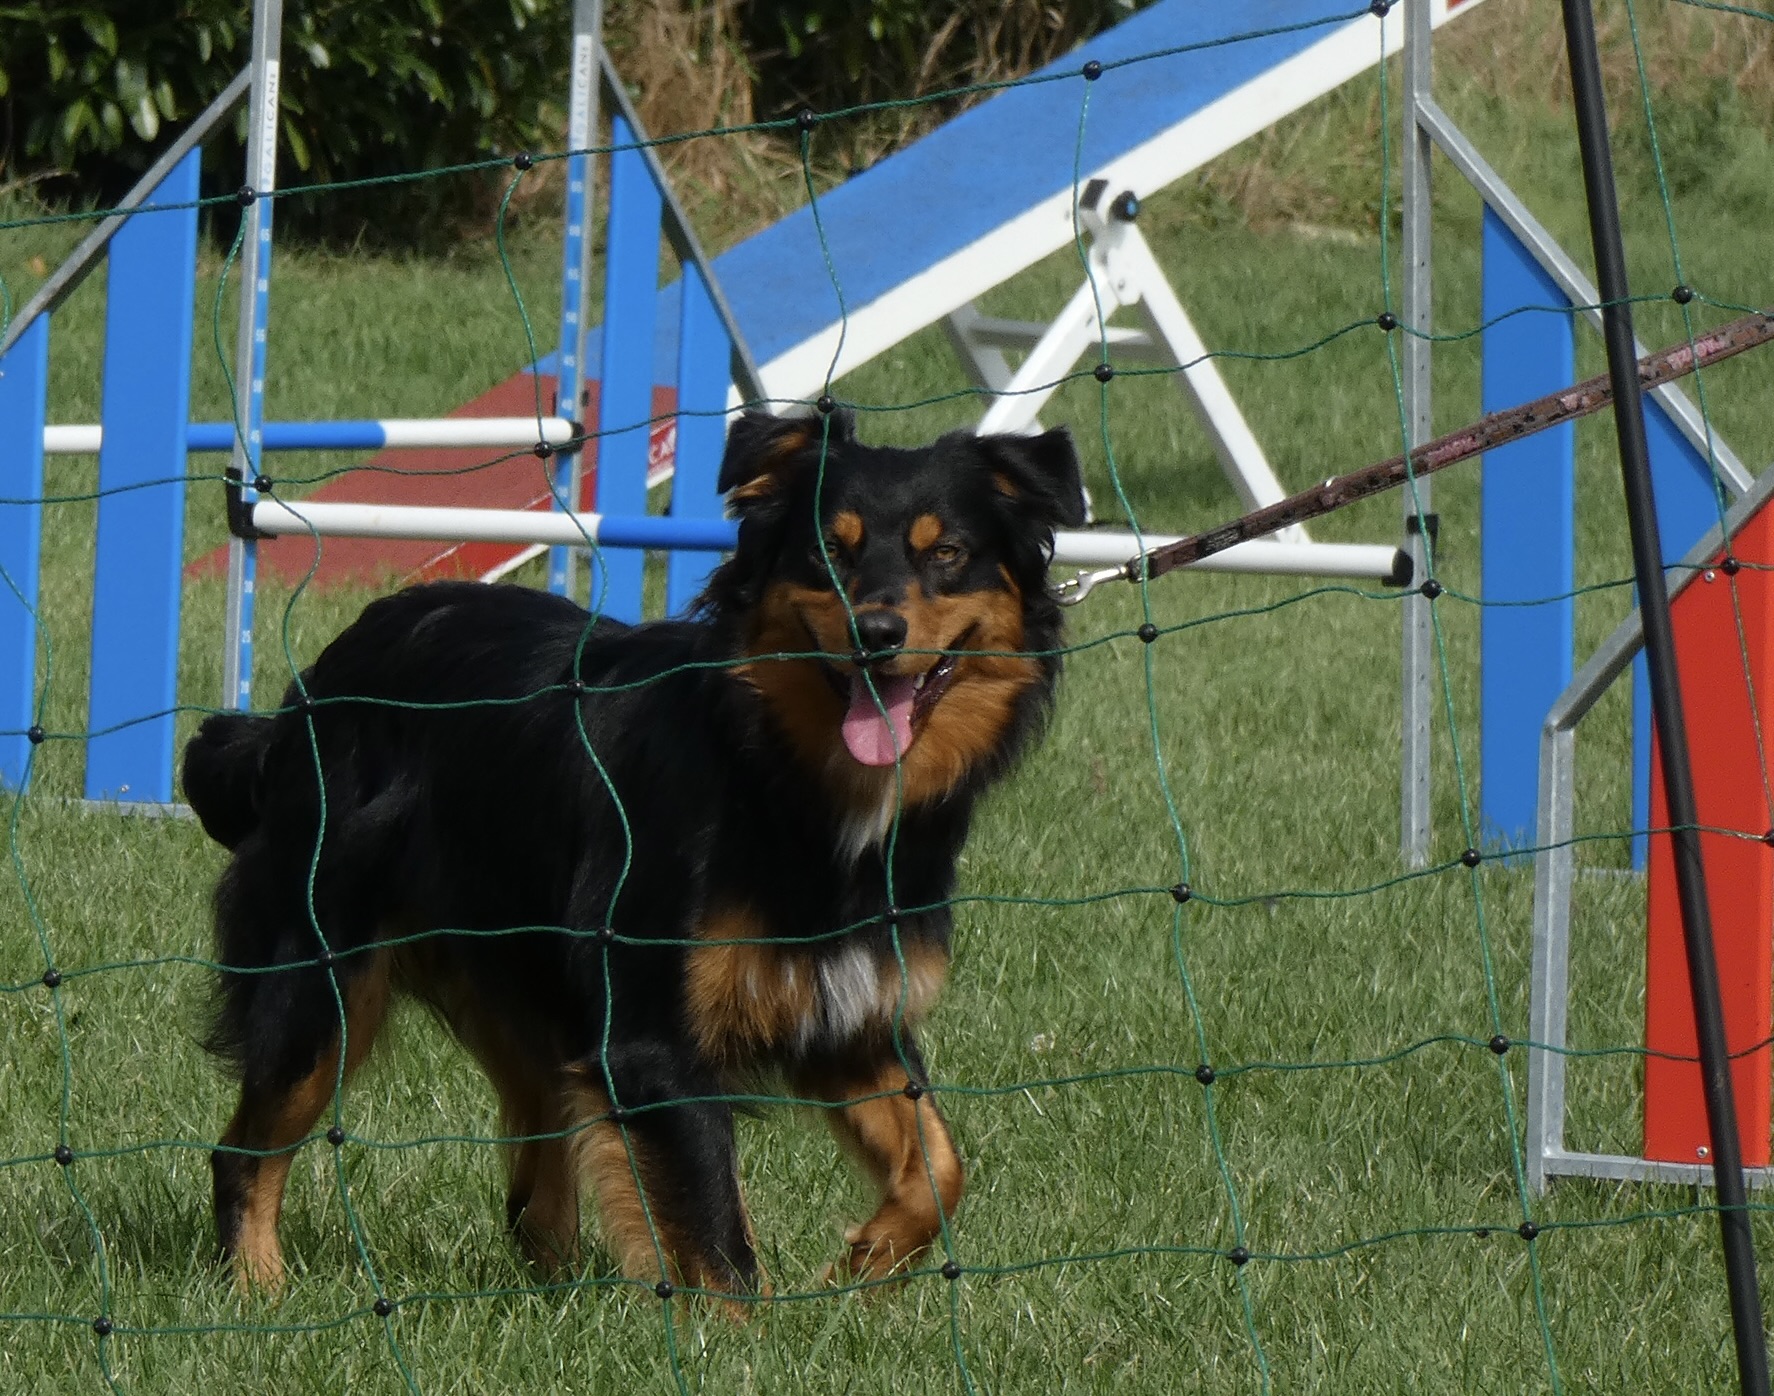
181 409 1085 1299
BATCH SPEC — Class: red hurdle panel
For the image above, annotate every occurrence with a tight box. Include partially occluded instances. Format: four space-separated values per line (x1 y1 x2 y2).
1644 502 1774 1168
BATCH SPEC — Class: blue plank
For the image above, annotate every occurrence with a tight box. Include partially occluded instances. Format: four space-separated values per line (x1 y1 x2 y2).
715 0 1374 367
87 149 200 802
1630 397 1725 866
591 116 664 623
533 1 1386 391
0 317 49 792
665 262 731 614
1479 209 1575 850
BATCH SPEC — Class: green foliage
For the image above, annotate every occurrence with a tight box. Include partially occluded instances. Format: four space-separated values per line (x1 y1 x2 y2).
0 0 569 245
742 0 1147 116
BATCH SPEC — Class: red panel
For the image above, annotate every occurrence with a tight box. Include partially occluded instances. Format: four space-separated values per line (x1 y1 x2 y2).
1644 503 1774 1167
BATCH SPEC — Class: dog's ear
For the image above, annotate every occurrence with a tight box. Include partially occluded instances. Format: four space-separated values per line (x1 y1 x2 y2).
718 409 856 507
979 428 1087 528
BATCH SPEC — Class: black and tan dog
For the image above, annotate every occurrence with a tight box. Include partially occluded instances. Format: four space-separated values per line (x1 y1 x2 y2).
182 409 1084 1298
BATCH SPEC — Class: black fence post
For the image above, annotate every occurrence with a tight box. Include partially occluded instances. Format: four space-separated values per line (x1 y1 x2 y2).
1558 4 1770 1393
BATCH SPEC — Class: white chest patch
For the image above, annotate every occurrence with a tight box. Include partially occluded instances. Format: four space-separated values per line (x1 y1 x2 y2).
827 759 902 865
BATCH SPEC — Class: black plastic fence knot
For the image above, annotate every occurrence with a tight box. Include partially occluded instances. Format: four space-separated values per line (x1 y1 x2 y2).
253 474 273 494
1376 311 1399 331
1722 556 1741 576
1419 578 1443 600
902 1080 925 1101
1169 882 1192 904
1194 1064 1215 1086
1672 284 1694 305
1093 361 1115 383
235 185 256 206
25 725 45 746
1518 1221 1540 1241
41 968 61 990
815 393 837 415
1489 1035 1511 1056
655 1280 675 1300
1369 0 1393 15
940 1259 963 1280
796 108 818 132
1227 1245 1251 1267
373 1296 394 1318
1136 622 1158 644
532 441 554 459
1081 59 1103 81
53 1144 73 1167
1460 847 1483 869
512 152 534 171
326 1125 346 1147
92 1316 113 1338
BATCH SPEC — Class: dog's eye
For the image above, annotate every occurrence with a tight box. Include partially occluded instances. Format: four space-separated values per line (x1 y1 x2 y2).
812 532 846 571
929 542 965 565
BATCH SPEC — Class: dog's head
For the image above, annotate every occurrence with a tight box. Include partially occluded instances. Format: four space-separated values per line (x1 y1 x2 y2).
698 410 1085 813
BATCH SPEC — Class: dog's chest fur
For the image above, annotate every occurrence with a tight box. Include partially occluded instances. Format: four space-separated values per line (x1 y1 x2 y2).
684 910 948 1064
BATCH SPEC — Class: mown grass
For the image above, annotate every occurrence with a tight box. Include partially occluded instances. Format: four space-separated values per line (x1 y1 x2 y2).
3 2 1774 1393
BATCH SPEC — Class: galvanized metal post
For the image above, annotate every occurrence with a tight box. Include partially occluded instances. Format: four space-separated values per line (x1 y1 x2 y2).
1399 0 1435 866
545 0 605 602
221 0 284 710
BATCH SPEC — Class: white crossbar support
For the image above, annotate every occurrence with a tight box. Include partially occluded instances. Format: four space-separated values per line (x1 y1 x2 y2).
249 498 1401 580
971 193 1308 547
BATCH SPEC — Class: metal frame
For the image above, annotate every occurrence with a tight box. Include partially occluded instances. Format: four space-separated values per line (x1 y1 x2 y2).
220 0 284 710
1527 461 1774 1195
1394 10 1748 863
1401 0 1763 1197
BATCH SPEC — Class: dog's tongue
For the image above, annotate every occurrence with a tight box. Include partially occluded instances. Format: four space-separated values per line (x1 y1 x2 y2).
841 672 918 766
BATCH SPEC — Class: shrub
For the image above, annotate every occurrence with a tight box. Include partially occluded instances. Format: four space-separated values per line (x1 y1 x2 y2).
0 0 570 246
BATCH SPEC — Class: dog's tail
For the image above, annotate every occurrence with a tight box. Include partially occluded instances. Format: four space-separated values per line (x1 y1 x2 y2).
181 712 275 850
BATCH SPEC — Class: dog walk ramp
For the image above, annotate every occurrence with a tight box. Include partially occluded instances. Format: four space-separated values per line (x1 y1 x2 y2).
707 0 1488 583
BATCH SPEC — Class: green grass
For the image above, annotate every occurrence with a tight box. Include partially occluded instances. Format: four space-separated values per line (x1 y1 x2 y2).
4 6 1774 1393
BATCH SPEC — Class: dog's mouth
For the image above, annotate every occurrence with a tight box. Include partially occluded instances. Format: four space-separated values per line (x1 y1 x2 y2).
825 631 971 768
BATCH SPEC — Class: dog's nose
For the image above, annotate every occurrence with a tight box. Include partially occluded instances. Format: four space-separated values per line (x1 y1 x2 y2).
851 609 907 659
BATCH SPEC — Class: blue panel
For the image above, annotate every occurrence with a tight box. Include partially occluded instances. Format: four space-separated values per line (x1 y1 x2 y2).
666 263 731 614
1479 209 1575 850
1629 397 1725 866
87 149 200 802
0 317 49 792
593 115 664 623
597 515 737 551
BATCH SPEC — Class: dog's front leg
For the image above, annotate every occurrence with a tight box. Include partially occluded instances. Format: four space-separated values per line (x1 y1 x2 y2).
565 1049 761 1307
794 1039 964 1284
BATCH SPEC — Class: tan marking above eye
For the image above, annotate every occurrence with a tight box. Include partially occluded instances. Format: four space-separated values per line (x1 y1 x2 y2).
830 511 865 550
907 514 945 553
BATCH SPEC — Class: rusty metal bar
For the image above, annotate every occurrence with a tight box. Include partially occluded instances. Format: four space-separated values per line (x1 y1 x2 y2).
1117 306 1774 587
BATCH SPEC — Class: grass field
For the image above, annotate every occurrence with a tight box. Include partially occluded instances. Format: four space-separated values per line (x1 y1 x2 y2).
4 2 1774 1392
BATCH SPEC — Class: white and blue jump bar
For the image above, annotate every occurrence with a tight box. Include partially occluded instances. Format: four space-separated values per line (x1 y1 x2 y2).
247 497 1403 579
42 417 576 455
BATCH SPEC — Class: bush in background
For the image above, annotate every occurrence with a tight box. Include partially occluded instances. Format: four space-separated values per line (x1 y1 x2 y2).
0 0 569 246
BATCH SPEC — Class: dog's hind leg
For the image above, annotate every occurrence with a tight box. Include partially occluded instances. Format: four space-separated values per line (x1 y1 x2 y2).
212 951 392 1293
445 1010 582 1273
793 1038 964 1283
565 1050 760 1307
